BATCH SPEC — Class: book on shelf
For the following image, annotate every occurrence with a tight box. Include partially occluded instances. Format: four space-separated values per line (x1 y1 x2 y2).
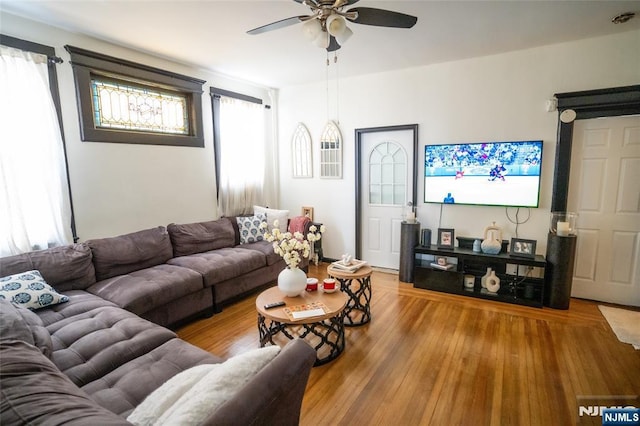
429 262 455 271
283 301 329 321
330 259 367 273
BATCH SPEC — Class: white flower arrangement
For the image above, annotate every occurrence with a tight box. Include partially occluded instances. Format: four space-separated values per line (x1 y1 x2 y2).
261 220 325 270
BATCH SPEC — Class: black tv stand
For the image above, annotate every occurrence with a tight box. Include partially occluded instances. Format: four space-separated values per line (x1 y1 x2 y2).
413 245 546 308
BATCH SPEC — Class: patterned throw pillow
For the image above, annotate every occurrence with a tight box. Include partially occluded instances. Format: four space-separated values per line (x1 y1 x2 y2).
236 214 266 244
0 270 69 310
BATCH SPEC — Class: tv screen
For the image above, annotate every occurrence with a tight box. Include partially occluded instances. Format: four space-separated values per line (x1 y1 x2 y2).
424 140 543 207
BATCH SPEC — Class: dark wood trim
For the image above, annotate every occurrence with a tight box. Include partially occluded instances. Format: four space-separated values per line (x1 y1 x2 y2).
1 34 78 242
354 124 419 260
210 87 263 105
65 45 205 147
211 94 222 200
551 85 640 212
65 45 205 87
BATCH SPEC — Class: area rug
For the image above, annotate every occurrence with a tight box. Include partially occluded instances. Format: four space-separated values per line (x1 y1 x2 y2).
598 305 640 350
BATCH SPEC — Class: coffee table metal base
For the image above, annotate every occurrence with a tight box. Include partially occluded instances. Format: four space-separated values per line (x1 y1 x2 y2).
258 313 345 366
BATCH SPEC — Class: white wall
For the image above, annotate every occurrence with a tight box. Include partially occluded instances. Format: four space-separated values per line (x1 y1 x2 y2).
277 30 640 261
1 12 274 240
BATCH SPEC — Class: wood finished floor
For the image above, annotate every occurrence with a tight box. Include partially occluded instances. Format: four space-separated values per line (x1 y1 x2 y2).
176 263 640 425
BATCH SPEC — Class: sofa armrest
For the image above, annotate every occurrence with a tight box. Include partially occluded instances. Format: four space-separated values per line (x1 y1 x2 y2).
203 339 316 426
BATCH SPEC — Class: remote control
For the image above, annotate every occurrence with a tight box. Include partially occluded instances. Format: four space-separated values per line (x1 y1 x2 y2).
264 301 286 309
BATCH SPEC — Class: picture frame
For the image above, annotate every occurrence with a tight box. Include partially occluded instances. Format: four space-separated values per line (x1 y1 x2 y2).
437 228 455 249
510 238 536 258
302 206 314 221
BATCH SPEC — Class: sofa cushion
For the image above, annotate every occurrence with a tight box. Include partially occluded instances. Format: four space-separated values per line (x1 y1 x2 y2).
253 205 289 233
127 346 281 426
0 340 131 425
87 264 204 315
237 240 282 266
82 338 221 417
167 218 236 257
0 298 50 354
125 364 216 425
167 247 267 287
0 243 96 292
87 227 173 281
0 269 69 310
35 290 118 327
236 214 266 244
45 305 176 387
0 298 53 359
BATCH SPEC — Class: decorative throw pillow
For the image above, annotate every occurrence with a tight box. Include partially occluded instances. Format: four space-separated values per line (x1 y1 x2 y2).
127 346 281 426
236 214 266 244
253 206 289 233
126 364 218 426
0 270 69 310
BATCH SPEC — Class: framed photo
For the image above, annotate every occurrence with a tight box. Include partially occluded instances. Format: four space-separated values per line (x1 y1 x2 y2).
510 238 536 258
302 206 314 221
437 228 455 249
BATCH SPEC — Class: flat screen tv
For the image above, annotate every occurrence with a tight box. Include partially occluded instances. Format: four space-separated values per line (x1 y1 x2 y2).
424 140 543 207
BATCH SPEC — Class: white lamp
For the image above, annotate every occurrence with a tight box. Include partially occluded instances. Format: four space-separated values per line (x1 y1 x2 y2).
302 19 322 41
326 14 353 45
314 31 330 48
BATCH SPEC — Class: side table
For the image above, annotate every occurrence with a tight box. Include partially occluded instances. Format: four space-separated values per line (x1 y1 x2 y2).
255 286 348 366
327 264 372 326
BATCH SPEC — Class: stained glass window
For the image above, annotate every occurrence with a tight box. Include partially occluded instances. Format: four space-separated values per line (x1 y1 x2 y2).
66 45 204 147
91 79 189 135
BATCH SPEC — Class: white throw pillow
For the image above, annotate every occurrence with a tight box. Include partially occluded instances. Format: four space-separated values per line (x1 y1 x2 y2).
127 346 281 426
0 270 68 310
253 206 289 233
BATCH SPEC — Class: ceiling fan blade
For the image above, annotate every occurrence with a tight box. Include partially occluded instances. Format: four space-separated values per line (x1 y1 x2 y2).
327 36 341 52
347 7 417 28
247 16 308 35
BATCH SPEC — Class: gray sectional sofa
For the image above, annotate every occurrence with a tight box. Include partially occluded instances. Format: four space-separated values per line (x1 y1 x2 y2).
0 216 316 425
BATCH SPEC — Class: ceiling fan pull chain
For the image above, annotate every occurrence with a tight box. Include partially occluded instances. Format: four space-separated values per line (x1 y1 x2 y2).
335 52 340 124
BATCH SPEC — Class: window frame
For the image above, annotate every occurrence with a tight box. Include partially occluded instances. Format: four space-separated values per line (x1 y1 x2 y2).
210 87 265 198
65 45 205 147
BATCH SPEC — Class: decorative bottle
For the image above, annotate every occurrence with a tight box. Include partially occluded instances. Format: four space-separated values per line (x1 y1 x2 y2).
486 270 501 293
481 267 492 289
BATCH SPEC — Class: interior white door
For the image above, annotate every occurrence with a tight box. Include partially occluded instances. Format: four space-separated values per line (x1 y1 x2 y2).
568 115 640 306
360 129 414 269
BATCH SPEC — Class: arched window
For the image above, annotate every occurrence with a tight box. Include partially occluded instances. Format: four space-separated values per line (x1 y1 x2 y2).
368 141 407 205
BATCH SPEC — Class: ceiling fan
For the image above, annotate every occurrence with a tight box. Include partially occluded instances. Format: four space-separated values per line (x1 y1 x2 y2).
247 0 418 52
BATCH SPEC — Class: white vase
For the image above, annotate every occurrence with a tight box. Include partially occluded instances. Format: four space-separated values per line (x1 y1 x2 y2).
277 267 307 297
481 267 492 289
486 270 501 293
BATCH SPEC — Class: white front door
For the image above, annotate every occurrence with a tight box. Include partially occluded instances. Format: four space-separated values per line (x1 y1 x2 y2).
568 115 640 306
360 129 415 269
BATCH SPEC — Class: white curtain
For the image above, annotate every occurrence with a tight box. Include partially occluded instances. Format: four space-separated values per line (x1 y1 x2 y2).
218 95 267 216
0 45 72 256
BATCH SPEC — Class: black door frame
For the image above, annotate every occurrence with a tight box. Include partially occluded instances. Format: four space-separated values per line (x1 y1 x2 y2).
354 124 419 260
551 85 640 212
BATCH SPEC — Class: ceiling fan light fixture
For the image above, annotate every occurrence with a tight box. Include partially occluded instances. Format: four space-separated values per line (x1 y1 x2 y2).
336 25 353 45
302 19 322 41
314 31 330 49
326 14 348 37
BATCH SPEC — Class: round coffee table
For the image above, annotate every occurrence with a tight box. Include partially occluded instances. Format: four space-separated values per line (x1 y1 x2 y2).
256 286 348 366
327 264 372 326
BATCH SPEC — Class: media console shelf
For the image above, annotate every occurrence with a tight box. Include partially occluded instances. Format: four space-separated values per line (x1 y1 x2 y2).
413 245 546 308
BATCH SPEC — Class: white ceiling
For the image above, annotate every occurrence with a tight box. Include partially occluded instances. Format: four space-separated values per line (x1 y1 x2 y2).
2 1 639 88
